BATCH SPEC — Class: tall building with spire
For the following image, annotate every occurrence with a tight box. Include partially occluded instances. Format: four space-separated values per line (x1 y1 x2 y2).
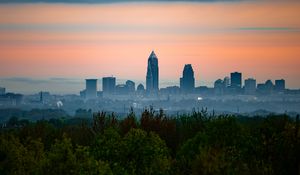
146 51 159 93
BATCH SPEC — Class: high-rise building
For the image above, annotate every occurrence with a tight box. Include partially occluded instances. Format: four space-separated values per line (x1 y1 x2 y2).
102 77 116 95
257 80 274 95
137 83 145 95
126 80 135 93
275 79 285 92
223 77 230 87
230 72 242 89
244 78 256 95
146 51 159 93
137 84 145 91
85 79 98 99
265 80 274 94
0 87 5 95
180 64 195 93
214 79 225 95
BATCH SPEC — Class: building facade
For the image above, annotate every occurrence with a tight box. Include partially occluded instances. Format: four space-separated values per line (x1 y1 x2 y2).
275 79 285 92
180 64 195 93
244 78 256 95
85 79 98 99
230 72 242 89
146 51 159 94
102 77 116 95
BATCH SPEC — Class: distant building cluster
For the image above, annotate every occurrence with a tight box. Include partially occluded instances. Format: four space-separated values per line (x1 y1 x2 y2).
0 86 23 106
78 51 293 100
1 51 300 115
211 73 286 96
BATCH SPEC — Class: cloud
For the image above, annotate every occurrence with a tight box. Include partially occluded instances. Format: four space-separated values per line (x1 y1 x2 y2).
0 0 245 3
237 27 300 32
1 23 298 34
0 77 83 85
1 77 48 84
49 77 84 84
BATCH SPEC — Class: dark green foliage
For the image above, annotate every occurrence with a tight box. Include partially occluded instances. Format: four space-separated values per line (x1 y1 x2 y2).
0 111 299 175
91 128 171 175
177 116 248 175
119 108 138 135
92 112 118 134
122 129 171 175
92 128 125 174
42 135 112 175
140 108 177 154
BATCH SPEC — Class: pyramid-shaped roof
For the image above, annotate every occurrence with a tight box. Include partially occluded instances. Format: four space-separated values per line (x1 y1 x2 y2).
148 50 158 60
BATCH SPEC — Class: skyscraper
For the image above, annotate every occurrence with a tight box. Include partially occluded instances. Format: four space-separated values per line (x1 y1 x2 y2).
214 79 225 95
102 77 116 95
244 78 256 95
230 72 242 89
85 79 98 99
180 64 195 93
223 77 230 87
126 80 135 93
146 51 159 93
265 80 274 94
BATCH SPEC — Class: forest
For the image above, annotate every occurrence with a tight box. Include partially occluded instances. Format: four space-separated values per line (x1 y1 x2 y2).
0 108 299 175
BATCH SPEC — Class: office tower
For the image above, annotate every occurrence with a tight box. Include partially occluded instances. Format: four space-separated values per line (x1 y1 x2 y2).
137 83 145 95
223 77 230 87
180 64 195 93
146 51 159 93
275 79 285 92
85 79 98 99
257 81 273 95
244 78 256 95
230 72 242 89
0 87 5 95
265 80 274 94
137 84 145 91
102 77 116 95
214 79 225 95
126 80 135 93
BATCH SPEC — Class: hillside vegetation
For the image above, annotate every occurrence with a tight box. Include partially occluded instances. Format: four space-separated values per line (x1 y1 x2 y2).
0 108 299 175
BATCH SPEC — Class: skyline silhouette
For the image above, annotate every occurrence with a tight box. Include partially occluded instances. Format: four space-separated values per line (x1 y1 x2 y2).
0 51 298 95
0 50 296 95
0 1 300 92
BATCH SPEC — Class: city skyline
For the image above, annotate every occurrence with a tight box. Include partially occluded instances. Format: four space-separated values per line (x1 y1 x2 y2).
0 72 294 95
0 50 294 95
0 50 297 95
0 1 300 93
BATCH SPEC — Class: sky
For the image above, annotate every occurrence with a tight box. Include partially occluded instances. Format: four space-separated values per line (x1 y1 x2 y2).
0 0 300 94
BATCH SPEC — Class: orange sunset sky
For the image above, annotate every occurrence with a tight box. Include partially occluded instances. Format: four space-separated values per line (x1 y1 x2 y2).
0 1 300 93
